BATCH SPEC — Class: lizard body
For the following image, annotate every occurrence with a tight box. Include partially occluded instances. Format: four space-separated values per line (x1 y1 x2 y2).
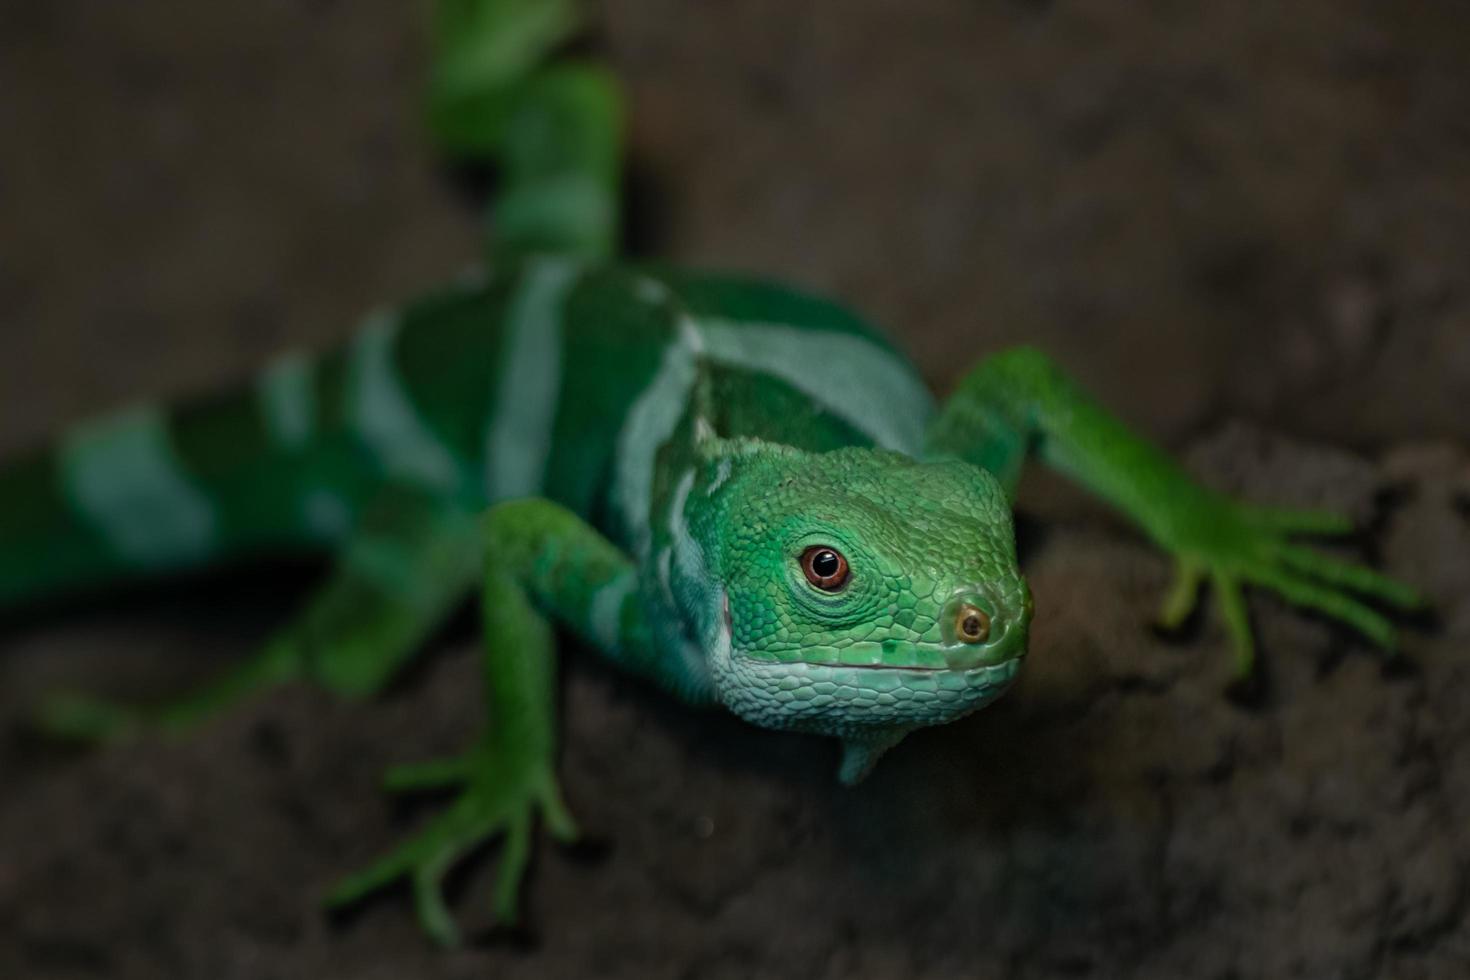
3 265 922 605
4 0 1421 947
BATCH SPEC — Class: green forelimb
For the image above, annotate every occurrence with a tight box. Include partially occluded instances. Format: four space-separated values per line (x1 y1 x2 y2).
924 347 1422 671
326 497 669 947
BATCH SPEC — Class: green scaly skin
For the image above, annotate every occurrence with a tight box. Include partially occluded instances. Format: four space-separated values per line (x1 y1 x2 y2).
2 0 1422 948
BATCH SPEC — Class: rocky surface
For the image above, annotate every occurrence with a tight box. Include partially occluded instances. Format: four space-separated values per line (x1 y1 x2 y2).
2 1 1468 977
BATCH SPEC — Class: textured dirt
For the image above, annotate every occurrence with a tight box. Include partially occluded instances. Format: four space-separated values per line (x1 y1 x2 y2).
2 1 1469 978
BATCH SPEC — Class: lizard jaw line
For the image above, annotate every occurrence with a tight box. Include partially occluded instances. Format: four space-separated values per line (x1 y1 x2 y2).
731 649 1023 678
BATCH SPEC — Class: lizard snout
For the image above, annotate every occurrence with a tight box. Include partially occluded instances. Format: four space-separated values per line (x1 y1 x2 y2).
939 584 1030 671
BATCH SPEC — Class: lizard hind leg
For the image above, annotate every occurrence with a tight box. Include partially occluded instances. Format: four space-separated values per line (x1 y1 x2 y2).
37 487 481 741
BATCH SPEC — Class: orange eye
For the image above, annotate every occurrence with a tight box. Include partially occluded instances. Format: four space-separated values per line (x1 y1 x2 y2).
800 546 850 591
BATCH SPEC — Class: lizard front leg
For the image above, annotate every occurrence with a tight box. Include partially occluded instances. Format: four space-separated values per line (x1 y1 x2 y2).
325 497 691 948
925 347 1422 672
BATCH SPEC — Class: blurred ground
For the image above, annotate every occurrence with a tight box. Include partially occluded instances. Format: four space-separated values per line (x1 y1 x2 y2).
1 1 1468 977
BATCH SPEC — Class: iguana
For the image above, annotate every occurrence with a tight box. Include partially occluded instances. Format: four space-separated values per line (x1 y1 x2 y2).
3 0 1421 948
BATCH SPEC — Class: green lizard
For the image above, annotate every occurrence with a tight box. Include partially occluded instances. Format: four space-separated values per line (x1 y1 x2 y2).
4 0 1421 948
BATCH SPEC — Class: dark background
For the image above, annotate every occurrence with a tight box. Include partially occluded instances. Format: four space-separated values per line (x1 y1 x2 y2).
2 1 1468 977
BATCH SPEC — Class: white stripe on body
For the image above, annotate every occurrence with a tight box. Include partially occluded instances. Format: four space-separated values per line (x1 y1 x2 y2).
706 455 733 497
589 568 638 653
698 319 934 454
258 351 315 450
304 488 353 539
613 280 934 557
346 310 462 493
483 260 579 502
633 277 672 305
666 467 700 595
613 316 703 559
60 406 218 566
262 350 365 540
667 465 723 686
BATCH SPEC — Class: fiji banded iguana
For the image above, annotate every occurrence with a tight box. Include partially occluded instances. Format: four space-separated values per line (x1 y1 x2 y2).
3 0 1422 948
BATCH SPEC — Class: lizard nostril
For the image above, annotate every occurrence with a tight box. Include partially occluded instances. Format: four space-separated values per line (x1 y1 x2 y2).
955 604 990 644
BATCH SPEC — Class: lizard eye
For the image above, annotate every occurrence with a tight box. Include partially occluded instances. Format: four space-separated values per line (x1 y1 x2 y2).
800 546 850 591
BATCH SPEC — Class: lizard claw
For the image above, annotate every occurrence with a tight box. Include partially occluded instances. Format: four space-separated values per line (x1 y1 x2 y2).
326 748 577 947
1159 496 1423 676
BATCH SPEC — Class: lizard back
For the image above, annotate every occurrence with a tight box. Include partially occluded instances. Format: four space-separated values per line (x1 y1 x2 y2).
0 260 934 607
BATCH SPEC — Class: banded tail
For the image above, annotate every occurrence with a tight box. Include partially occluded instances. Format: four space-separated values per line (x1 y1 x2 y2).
0 0 625 613
0 267 563 611
0 350 370 611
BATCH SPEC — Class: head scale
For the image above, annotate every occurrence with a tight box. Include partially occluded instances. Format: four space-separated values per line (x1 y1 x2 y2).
681 442 1031 782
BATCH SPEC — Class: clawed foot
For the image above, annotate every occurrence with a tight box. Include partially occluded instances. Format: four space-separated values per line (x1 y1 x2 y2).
1155 500 1424 674
325 745 578 948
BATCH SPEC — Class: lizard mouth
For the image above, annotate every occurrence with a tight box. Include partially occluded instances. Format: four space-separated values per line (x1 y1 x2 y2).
731 634 1025 674
824 662 948 672
731 647 1024 681
720 589 1028 675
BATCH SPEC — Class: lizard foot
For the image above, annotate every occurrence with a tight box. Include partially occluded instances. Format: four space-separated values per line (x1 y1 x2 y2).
1154 500 1424 675
325 744 578 948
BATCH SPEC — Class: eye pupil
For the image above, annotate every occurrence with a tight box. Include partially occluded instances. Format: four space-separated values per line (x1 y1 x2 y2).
800 545 850 591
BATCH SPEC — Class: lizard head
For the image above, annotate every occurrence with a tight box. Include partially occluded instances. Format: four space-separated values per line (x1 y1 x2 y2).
684 441 1031 783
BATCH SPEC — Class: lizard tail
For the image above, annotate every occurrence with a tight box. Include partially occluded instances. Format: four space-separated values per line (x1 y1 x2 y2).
429 0 626 263
0 3 619 612
0 350 373 613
